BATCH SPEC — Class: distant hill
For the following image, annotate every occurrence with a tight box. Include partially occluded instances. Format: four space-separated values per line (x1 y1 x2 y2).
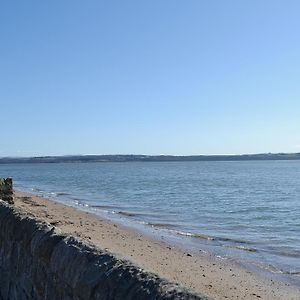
0 153 300 164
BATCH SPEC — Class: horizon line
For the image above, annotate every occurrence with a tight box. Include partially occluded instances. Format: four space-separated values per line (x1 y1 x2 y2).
1 152 300 159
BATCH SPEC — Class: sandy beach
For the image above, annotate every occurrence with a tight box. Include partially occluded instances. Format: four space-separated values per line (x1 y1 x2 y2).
13 190 300 300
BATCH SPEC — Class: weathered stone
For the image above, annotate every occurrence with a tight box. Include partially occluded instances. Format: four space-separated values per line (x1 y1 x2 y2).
0 201 212 300
0 177 14 204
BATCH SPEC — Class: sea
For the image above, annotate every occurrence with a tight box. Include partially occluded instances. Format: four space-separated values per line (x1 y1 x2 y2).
1 160 299 285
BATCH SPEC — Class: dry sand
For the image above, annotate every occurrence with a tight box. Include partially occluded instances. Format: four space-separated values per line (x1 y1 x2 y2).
14 191 300 300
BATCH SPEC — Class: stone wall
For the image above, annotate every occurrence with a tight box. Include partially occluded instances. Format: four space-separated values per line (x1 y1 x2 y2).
0 178 14 204
0 200 211 300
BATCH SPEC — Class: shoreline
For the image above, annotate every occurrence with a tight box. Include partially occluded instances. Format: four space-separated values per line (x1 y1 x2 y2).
13 190 300 299
17 185 300 288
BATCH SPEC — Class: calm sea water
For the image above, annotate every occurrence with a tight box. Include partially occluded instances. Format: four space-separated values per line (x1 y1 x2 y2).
1 161 300 283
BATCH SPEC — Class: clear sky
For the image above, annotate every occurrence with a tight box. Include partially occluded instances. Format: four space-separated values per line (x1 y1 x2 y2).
1 1 300 156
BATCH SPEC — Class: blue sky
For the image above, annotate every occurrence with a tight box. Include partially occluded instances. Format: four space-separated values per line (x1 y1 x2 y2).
1 1 299 156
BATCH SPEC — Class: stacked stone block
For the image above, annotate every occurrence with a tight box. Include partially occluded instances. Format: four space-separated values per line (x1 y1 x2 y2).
0 177 14 204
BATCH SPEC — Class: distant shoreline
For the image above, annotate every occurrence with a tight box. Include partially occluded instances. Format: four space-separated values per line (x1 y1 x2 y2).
1 153 300 164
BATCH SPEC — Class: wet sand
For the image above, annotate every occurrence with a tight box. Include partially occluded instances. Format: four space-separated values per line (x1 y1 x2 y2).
14 191 300 299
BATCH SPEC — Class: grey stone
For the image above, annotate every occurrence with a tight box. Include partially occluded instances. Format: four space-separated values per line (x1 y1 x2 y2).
0 178 14 205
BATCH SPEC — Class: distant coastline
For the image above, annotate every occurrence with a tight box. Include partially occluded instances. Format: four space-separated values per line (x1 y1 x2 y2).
1 153 300 164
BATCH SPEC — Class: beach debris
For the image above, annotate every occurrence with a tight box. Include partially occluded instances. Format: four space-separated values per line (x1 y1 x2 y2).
0 177 14 204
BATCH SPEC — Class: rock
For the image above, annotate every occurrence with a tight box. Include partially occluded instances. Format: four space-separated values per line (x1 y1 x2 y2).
0 178 14 204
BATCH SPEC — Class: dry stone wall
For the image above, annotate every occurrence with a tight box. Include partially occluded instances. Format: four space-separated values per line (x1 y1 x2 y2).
0 200 211 300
